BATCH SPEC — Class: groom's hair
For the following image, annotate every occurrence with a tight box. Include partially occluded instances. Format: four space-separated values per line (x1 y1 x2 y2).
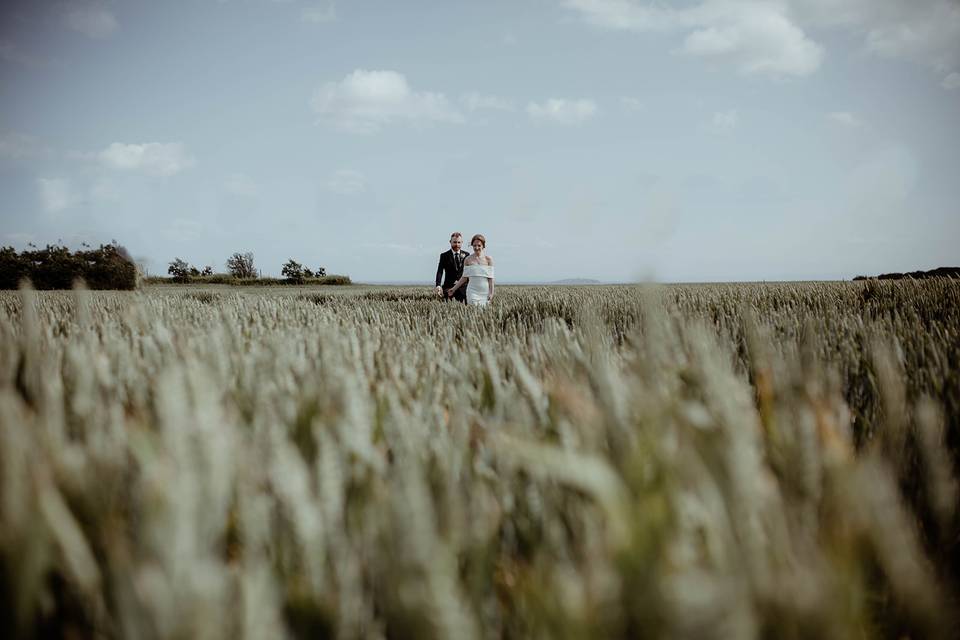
450 232 463 239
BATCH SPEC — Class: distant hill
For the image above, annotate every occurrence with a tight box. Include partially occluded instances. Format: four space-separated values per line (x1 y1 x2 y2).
853 267 960 281
548 278 603 285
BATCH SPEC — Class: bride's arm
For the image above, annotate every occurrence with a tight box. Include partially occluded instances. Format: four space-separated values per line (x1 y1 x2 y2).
449 259 475 295
487 257 495 299
448 275 468 295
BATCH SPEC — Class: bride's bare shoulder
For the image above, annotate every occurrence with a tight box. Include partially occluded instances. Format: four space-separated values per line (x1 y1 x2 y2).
485 255 494 266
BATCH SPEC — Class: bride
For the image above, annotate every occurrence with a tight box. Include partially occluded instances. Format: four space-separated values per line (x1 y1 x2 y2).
447 234 494 306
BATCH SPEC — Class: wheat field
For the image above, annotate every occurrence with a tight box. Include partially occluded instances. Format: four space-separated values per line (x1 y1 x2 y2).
0 281 958 639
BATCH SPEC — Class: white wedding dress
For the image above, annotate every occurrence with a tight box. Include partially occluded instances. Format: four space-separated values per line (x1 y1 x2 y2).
463 263 495 307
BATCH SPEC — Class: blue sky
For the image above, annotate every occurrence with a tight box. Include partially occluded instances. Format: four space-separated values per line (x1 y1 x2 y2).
1 0 958 282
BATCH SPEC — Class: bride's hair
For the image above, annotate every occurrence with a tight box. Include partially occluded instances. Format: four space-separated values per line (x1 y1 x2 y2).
470 234 486 248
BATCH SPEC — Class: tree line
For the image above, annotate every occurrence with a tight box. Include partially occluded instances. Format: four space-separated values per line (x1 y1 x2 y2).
853 267 959 281
165 252 347 285
0 244 350 290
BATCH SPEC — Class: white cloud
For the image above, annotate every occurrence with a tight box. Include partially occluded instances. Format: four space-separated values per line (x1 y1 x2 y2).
562 0 675 31
37 178 78 212
461 92 516 112
620 96 644 111
564 0 823 77
678 8 823 76
99 142 196 176
828 111 864 127
527 98 598 125
225 173 259 196
943 72 960 90
63 2 119 39
709 109 739 132
323 169 365 195
310 69 464 133
35 175 118 212
790 0 960 74
564 0 960 80
301 3 336 23
862 15 959 74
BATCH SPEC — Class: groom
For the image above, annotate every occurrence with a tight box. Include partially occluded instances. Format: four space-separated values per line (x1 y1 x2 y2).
435 232 469 304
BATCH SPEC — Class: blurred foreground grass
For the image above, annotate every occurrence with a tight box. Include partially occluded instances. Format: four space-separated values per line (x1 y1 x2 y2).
0 281 958 639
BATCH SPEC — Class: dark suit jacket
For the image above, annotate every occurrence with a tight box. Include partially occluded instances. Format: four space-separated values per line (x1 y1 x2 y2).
436 249 469 301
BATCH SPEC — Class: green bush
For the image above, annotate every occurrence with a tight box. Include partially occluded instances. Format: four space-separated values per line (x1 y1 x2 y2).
0 246 28 289
226 251 256 279
167 258 191 283
0 243 137 290
281 259 305 284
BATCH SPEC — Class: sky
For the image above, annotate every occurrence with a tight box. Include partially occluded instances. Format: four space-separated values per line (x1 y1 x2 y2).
1 0 958 283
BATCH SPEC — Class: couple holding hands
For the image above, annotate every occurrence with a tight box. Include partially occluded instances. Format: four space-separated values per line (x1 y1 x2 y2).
434 232 495 307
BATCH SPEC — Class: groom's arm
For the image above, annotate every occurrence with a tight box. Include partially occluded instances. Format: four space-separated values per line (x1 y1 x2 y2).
435 254 445 290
